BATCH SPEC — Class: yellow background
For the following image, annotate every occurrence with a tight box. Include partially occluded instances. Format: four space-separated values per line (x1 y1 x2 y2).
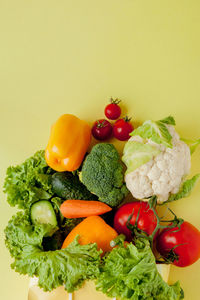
0 0 200 299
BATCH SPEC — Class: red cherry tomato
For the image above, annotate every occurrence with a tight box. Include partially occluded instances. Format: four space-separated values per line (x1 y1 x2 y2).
105 98 121 120
113 117 133 141
156 221 200 267
114 201 158 241
92 119 112 140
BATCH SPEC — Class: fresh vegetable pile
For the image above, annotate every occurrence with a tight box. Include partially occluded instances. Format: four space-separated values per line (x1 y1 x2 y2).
4 108 200 300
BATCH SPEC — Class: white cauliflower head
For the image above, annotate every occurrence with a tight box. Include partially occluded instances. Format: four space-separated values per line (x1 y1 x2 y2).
122 117 191 203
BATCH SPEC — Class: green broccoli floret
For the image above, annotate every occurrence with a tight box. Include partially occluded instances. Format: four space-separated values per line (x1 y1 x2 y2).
80 143 129 207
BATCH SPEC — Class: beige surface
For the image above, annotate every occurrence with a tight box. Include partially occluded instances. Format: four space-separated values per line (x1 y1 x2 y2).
28 265 171 300
28 281 112 300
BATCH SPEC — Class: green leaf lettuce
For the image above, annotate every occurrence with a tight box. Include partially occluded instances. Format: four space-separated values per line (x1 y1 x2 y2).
96 237 184 300
4 212 101 292
4 150 54 209
5 213 184 298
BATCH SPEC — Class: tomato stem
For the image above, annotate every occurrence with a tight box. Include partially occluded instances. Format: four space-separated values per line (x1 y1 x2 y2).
110 97 121 105
96 120 108 128
126 195 185 254
123 116 132 122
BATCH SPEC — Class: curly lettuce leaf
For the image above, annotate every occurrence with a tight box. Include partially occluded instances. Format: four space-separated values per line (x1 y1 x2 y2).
5 212 101 292
164 174 200 204
131 116 176 148
4 212 56 258
5 213 184 297
4 150 54 209
122 141 161 174
96 237 183 300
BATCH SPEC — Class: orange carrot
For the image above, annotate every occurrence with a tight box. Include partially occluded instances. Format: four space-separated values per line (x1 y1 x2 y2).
60 200 112 218
62 216 118 254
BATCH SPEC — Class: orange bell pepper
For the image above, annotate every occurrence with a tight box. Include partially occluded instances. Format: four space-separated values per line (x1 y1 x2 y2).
62 216 118 254
45 114 91 172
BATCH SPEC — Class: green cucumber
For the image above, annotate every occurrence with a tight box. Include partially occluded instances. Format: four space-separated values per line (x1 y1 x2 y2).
31 200 57 227
51 172 97 200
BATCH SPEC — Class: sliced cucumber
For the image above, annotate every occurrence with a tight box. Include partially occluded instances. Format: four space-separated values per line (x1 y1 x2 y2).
31 200 57 227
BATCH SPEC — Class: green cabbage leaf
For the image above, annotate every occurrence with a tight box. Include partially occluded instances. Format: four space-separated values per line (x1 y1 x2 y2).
122 141 161 174
181 138 200 154
131 116 176 148
164 174 200 204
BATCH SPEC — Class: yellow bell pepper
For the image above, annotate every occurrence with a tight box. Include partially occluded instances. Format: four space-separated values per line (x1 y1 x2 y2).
45 114 91 172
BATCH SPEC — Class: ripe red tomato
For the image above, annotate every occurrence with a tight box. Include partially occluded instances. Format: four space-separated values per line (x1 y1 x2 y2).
113 117 133 141
156 221 200 267
105 99 121 120
114 201 158 241
92 119 112 140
